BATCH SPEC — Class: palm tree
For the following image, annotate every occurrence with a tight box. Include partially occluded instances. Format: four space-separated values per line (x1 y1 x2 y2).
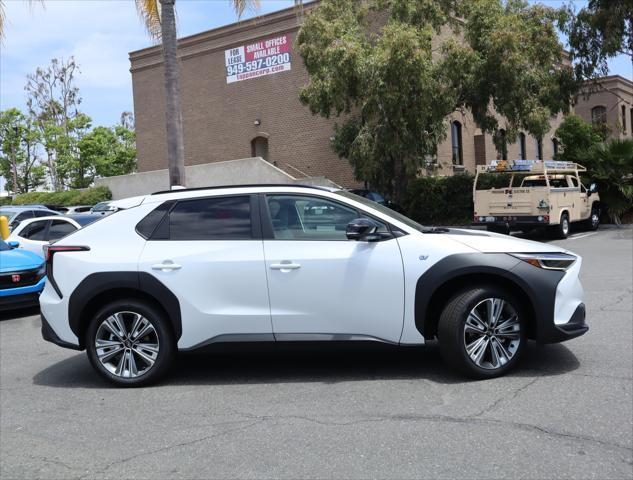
135 0 261 187
1 0 263 188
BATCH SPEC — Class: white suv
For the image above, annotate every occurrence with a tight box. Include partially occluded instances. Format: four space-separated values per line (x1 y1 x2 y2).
40 185 588 386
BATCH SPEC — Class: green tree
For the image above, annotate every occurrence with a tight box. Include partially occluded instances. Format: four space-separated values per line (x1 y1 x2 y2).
25 57 85 190
77 124 137 185
0 108 46 194
555 114 608 162
297 0 576 203
564 0 633 79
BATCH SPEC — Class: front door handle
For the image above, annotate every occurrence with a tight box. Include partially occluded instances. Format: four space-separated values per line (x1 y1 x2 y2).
270 262 301 271
152 261 182 271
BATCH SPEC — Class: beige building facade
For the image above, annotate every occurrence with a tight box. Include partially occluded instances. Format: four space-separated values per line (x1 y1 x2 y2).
130 3 570 188
575 75 633 140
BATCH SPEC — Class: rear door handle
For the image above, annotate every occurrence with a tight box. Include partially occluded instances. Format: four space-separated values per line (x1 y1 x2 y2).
270 262 301 271
152 261 182 271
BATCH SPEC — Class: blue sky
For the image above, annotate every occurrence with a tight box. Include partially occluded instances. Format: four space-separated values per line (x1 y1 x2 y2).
1 0 631 128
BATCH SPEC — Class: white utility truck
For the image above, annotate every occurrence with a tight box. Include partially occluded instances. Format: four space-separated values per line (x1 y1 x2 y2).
473 160 600 238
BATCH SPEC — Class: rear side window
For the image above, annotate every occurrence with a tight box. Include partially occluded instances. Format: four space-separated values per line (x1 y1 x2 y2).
48 220 77 241
136 201 175 239
168 196 252 240
21 220 48 241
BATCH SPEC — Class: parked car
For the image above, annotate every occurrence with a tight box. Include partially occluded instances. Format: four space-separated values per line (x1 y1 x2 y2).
8 214 102 257
0 239 46 311
90 201 117 216
62 205 93 214
0 206 61 232
348 189 404 213
40 185 587 386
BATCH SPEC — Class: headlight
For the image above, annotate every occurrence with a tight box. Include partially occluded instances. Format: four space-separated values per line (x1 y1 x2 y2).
511 253 577 271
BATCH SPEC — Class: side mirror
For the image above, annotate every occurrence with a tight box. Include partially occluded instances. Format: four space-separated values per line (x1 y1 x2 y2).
346 218 382 242
7 241 19 248
589 183 597 193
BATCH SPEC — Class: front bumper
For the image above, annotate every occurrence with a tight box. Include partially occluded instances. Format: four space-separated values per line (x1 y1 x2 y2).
0 276 46 311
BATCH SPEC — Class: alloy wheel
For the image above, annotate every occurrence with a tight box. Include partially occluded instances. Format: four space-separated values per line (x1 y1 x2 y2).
463 298 521 370
94 311 159 378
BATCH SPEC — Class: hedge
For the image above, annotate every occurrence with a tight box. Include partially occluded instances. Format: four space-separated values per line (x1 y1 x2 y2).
404 173 512 226
5 187 112 207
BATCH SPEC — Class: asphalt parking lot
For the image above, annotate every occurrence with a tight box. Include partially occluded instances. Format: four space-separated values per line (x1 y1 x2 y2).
1 227 632 479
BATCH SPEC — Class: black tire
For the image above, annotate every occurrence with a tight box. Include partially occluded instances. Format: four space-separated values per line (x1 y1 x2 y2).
437 286 527 379
550 212 570 239
584 204 600 231
85 299 175 387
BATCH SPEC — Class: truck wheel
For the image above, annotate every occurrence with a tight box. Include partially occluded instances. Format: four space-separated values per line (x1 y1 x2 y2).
486 225 509 235
550 212 570 239
584 205 600 231
437 286 526 379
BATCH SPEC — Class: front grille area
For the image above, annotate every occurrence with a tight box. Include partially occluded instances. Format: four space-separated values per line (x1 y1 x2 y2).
0 268 43 290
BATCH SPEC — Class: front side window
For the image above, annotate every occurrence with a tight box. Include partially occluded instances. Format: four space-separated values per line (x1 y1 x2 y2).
48 220 77 242
267 195 360 240
169 196 252 240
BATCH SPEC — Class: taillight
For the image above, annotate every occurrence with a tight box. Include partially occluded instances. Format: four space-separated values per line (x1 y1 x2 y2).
44 245 90 263
43 245 90 299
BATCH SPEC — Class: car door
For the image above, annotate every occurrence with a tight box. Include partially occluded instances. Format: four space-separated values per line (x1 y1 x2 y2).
137 194 272 349
16 219 50 256
262 193 405 343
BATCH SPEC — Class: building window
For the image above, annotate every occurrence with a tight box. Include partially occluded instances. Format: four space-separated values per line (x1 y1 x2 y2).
451 121 463 165
591 105 607 126
552 137 559 157
535 137 543 160
519 133 526 160
497 129 508 160
622 105 627 134
251 136 269 162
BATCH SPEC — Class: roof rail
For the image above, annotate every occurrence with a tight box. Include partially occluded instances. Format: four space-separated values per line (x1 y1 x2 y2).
150 183 334 195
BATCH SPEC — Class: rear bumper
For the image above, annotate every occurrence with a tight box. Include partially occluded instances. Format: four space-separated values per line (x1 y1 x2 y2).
41 313 82 350
473 215 550 227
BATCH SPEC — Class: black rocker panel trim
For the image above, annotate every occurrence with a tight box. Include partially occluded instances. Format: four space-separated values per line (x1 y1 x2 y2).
415 253 566 344
68 272 182 345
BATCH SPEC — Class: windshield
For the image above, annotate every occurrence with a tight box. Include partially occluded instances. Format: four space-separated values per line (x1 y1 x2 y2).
0 239 10 251
0 209 17 221
336 190 425 232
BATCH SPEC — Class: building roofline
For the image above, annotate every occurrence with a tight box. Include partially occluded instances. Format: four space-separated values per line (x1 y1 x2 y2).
129 1 319 61
583 75 633 88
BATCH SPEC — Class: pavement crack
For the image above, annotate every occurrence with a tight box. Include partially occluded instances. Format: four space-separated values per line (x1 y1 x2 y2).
79 418 264 480
472 377 540 418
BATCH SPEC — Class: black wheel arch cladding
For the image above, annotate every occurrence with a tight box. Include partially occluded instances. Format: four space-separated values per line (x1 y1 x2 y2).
415 253 564 343
68 272 182 347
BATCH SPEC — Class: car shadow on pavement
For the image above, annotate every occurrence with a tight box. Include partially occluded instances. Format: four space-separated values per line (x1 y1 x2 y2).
32 341 580 389
0 306 40 321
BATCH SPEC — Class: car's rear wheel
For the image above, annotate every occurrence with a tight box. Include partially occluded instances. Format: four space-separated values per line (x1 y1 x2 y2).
85 299 175 387
438 286 526 379
550 212 570 239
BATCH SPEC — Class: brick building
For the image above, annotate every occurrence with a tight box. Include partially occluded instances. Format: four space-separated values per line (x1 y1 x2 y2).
129 3 566 188
575 75 633 140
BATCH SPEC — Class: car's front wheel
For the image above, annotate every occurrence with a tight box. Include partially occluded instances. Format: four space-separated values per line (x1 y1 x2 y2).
85 299 175 387
438 287 526 379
